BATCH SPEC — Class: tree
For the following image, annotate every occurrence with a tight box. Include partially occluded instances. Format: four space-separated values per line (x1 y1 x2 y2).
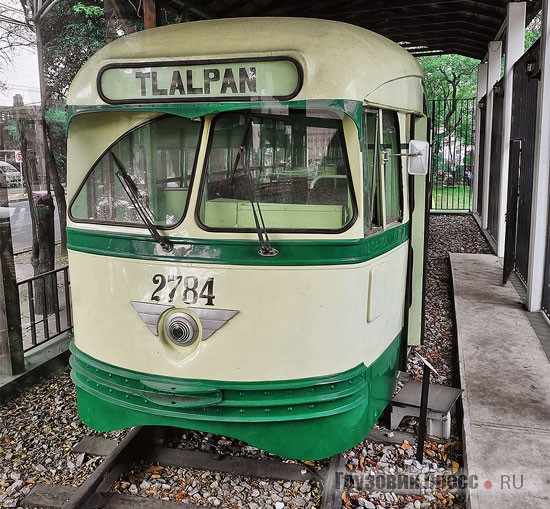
37 1 106 99
5 0 168 267
419 54 478 100
0 1 33 103
13 0 108 267
0 1 34 71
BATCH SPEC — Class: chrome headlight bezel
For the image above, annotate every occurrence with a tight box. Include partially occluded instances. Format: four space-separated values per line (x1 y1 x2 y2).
161 309 200 347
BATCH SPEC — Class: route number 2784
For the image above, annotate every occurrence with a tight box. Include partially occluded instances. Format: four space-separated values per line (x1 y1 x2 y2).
150 274 215 306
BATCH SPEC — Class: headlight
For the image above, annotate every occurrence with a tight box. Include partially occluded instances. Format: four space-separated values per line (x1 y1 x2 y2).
162 310 200 347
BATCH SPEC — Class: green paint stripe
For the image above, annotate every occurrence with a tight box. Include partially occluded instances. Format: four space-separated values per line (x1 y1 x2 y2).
70 335 401 459
67 99 363 134
69 333 400 423
67 222 408 266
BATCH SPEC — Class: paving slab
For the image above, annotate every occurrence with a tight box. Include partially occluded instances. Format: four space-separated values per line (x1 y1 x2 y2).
450 253 550 509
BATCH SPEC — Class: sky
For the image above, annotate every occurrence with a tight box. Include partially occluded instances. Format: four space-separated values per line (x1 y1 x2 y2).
0 0 40 107
0 47 40 106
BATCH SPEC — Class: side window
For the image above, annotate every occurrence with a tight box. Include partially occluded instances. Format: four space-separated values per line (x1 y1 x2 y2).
362 110 382 234
382 110 403 224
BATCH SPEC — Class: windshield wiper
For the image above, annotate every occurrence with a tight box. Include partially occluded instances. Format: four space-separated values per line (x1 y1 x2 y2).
229 120 277 256
236 145 278 257
250 196 278 257
111 152 174 253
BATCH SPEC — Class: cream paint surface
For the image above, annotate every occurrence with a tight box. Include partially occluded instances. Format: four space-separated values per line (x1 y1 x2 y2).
70 243 407 381
67 18 423 112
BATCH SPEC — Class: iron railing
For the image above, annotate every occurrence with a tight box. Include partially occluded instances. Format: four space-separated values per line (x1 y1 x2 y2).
429 98 476 211
17 266 72 352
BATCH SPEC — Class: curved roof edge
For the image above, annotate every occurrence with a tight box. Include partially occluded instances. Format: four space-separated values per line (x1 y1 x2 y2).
68 17 423 110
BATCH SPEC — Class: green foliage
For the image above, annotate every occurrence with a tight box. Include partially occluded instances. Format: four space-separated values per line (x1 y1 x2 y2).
525 10 542 51
46 108 68 181
72 2 104 17
40 0 106 100
4 121 17 140
418 54 479 100
45 108 67 124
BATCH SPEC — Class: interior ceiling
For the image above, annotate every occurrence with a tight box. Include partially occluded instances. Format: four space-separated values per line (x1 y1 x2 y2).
158 0 542 60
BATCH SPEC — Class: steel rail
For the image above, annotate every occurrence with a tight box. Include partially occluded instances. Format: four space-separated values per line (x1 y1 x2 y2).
63 426 150 509
21 425 347 508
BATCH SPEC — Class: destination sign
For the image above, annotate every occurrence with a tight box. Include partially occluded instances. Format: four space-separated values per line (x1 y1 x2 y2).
98 59 301 103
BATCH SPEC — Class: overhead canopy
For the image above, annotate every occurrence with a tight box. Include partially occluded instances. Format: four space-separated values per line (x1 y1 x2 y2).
153 0 542 60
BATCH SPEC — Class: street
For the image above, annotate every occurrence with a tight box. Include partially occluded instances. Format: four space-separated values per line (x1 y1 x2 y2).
7 199 62 254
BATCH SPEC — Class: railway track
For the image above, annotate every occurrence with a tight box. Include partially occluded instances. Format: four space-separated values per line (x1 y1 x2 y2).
20 426 346 509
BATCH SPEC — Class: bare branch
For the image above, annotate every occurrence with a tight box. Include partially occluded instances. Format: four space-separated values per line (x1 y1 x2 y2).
0 1 35 76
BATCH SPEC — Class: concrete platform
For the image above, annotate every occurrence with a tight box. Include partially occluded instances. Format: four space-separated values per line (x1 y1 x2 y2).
0 333 70 404
450 253 550 509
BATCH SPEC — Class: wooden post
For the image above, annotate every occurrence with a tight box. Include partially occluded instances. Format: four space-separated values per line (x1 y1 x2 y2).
104 0 137 43
0 185 24 376
143 0 157 29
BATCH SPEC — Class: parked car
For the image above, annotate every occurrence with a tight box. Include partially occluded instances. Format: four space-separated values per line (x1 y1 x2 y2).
0 161 23 188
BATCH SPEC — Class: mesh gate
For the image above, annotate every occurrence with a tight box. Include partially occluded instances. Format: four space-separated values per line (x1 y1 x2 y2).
429 98 476 211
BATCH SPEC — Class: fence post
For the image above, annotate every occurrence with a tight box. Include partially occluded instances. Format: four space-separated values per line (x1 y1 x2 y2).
0 185 24 376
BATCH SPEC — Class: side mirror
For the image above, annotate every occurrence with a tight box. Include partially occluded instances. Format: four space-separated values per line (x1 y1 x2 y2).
408 140 430 176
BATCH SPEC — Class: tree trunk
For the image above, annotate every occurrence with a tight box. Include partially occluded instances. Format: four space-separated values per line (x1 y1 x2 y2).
17 114 57 316
32 193 56 316
33 11 67 255
44 119 67 255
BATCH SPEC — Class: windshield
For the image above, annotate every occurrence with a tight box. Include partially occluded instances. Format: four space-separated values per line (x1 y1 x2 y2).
198 109 355 232
70 115 201 227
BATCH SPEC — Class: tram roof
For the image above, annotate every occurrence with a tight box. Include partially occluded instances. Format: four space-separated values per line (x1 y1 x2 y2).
153 0 542 60
68 18 423 111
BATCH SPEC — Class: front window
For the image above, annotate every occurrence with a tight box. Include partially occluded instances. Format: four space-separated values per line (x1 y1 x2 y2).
70 115 201 227
198 109 354 231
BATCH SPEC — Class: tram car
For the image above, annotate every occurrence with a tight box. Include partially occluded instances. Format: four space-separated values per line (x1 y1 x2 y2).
67 18 429 460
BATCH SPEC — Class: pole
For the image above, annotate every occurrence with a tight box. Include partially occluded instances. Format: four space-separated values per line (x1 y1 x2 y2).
143 0 157 29
415 362 430 463
0 184 24 375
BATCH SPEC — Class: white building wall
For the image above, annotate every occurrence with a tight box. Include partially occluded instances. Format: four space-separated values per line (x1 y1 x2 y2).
527 0 550 311
497 3 526 258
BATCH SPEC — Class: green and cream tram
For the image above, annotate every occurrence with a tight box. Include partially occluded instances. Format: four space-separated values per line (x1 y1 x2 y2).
67 17 428 460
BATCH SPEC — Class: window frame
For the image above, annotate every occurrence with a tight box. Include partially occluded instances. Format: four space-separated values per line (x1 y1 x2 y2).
362 109 384 236
68 114 204 230
195 110 358 234
381 109 404 226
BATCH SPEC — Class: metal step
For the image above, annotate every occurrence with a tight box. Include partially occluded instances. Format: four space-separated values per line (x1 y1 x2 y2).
391 380 462 439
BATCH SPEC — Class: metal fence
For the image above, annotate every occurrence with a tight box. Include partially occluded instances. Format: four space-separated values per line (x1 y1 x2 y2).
17 266 72 352
429 98 476 211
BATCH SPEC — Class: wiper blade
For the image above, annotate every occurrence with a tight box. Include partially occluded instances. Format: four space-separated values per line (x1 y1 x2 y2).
228 119 277 256
236 146 278 257
111 152 173 253
230 119 252 183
